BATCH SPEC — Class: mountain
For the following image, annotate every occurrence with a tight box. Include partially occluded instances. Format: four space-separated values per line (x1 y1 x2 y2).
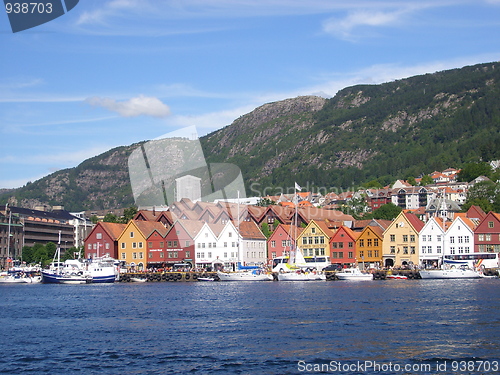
2 62 500 210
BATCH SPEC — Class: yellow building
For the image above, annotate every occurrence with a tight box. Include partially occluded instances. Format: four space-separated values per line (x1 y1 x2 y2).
382 212 424 268
356 223 386 269
117 220 167 271
297 220 334 258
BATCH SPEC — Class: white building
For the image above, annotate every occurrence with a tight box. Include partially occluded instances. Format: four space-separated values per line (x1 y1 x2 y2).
175 175 202 202
419 217 445 268
444 215 476 259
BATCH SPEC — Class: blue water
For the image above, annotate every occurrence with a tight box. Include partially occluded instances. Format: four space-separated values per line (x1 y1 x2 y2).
0 279 499 374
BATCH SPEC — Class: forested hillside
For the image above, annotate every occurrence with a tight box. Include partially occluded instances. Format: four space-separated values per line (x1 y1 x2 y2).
2 62 500 210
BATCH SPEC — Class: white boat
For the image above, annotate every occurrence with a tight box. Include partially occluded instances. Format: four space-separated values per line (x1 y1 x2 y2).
197 277 215 282
217 269 273 281
419 265 482 279
277 270 325 281
0 273 41 283
130 277 148 283
385 274 408 280
336 267 373 281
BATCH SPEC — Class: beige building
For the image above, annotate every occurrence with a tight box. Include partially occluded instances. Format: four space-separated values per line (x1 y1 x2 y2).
382 212 424 268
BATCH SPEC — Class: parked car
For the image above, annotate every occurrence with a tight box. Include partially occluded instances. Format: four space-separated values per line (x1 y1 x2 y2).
323 264 343 272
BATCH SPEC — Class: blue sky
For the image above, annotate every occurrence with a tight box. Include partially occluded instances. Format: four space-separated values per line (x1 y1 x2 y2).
1 0 500 189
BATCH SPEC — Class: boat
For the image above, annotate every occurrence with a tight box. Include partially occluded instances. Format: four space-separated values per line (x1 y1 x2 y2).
0 271 42 283
385 274 408 280
130 277 148 282
277 269 325 281
197 277 215 282
41 233 119 284
335 267 373 281
42 257 119 284
217 269 273 281
419 265 482 279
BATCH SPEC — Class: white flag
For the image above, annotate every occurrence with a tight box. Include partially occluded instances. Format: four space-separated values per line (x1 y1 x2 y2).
295 182 301 191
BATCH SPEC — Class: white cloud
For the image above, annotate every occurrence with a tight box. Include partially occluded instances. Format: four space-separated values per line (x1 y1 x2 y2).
86 95 171 118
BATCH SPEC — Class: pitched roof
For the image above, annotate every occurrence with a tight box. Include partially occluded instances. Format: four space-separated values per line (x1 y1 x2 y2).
403 212 425 232
238 221 266 240
96 222 127 241
133 220 169 238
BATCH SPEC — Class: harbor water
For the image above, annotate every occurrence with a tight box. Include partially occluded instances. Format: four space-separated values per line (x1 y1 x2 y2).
0 279 499 374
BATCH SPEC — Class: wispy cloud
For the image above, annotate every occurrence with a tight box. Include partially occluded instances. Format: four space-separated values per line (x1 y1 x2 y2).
86 95 171 118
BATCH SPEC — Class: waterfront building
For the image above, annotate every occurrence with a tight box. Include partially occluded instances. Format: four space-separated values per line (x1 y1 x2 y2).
382 212 424 268
238 221 267 267
297 220 334 259
164 219 204 268
193 222 225 269
330 226 357 267
418 217 447 268
444 214 476 258
355 221 387 269
117 220 168 271
0 208 23 270
391 187 435 210
267 224 303 260
145 225 170 269
474 212 500 253
84 221 126 260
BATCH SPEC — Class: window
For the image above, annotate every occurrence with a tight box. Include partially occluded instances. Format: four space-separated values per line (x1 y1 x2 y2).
148 252 153 259
488 221 494 228
478 234 485 241
390 246 395 254
159 252 164 258
359 250 364 258
138 242 143 248
390 234 395 242
367 239 372 247
139 252 143 259
403 235 408 242
458 236 463 244
359 239 364 247
410 246 415 254
302 238 307 245
437 246 441 254
348 252 353 258
403 246 408 254
271 251 276 258
185 251 190 258
281 240 287 247
410 235 415 242
374 239 379 246
132 252 137 259
121 242 125 249
121 253 126 259
450 236 455 244
348 242 353 248
486 234 492 241
96 233 102 239
130 232 134 238
311 227 316 234
132 242 137 249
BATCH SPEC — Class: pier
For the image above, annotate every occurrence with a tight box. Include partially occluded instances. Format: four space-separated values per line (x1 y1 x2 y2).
118 268 499 282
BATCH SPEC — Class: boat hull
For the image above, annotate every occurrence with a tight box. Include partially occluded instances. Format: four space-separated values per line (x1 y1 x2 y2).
419 269 481 279
277 272 325 281
217 271 272 281
336 268 373 280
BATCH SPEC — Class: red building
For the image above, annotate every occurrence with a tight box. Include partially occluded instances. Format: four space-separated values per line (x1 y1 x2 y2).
163 219 204 268
267 224 303 260
145 226 169 269
84 222 126 259
330 226 358 267
474 212 500 253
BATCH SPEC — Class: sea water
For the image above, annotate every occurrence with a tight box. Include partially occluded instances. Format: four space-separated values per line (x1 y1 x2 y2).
0 279 499 374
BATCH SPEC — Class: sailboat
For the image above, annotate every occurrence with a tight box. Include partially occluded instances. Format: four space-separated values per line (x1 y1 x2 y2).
217 191 272 281
276 183 325 281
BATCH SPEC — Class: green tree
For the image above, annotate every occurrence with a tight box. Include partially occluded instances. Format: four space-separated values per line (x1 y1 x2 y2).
119 206 138 223
32 243 49 266
419 175 434 186
260 222 272 238
372 203 402 220
407 176 417 186
21 245 34 264
457 162 492 182
256 197 276 206
462 180 499 212
103 213 118 223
